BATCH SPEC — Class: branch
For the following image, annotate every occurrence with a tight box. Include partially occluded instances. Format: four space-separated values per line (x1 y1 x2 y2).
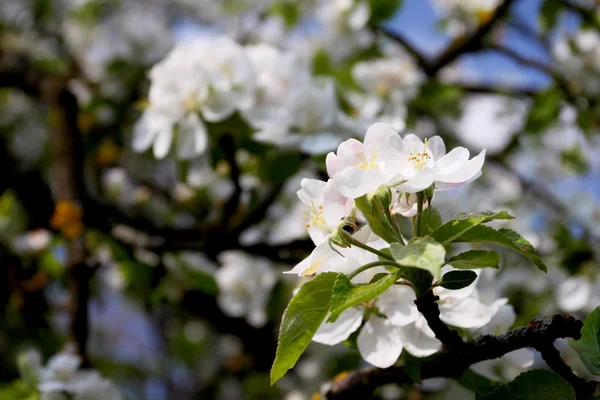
534 342 592 399
377 26 431 70
455 81 540 97
426 0 517 76
414 290 466 351
325 314 587 399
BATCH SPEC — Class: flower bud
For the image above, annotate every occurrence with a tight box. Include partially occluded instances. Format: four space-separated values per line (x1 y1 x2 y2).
354 185 402 244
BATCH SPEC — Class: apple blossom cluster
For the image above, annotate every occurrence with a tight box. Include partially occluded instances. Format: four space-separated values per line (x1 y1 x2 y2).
278 123 492 368
17 349 122 400
132 36 346 160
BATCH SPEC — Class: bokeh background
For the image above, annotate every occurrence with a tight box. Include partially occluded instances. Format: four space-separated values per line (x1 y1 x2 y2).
0 0 599 399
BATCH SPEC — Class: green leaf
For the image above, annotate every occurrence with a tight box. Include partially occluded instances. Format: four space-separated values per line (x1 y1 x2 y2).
328 271 401 323
478 369 575 400
570 306 600 375
453 226 547 272
458 368 501 396
369 0 403 25
271 273 339 385
390 237 445 279
431 210 514 245
403 352 422 383
539 0 562 32
524 88 561 134
439 270 477 290
447 250 500 270
420 207 442 235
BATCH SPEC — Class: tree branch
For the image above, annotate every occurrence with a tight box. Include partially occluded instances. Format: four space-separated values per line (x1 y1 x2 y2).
426 0 517 76
325 314 587 399
414 290 466 351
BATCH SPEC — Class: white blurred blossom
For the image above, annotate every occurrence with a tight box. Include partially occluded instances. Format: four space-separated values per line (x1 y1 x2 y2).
215 251 278 327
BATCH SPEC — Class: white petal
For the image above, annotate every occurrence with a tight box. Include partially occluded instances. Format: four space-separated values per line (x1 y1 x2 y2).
363 122 398 148
152 128 173 159
436 149 486 184
333 167 385 199
435 147 470 170
439 296 494 329
399 319 442 357
504 348 535 368
357 316 404 368
427 136 446 160
395 168 436 193
131 113 157 153
313 308 363 345
557 276 592 312
297 178 327 205
378 286 419 326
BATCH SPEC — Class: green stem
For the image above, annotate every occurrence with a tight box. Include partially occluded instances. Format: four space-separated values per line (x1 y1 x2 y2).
414 191 425 237
347 260 402 280
342 231 395 261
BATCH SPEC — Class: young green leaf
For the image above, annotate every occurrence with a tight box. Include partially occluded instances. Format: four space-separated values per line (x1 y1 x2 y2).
570 306 600 375
420 207 442 235
328 271 402 323
446 250 500 270
439 270 477 290
477 369 575 400
270 272 339 385
431 210 514 245
390 236 445 279
453 226 547 272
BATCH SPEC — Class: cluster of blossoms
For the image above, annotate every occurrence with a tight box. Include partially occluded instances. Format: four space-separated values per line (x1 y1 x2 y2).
554 29 600 97
17 349 122 400
286 123 489 367
132 35 346 159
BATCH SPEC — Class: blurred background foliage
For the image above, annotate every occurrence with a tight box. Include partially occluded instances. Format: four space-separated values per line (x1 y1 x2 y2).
0 0 599 399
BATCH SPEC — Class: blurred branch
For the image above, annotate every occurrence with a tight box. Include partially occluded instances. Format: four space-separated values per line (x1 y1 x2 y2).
456 81 540 96
381 0 516 76
0 47 97 363
325 314 591 399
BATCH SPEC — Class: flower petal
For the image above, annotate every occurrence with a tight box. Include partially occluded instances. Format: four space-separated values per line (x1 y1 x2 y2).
436 149 486 184
399 318 442 357
557 276 592 312
333 167 385 199
428 136 446 160
378 286 419 326
313 308 363 345
357 316 404 368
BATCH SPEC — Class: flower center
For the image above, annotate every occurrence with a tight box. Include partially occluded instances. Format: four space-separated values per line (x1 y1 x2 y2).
355 150 379 170
304 201 328 230
407 139 431 170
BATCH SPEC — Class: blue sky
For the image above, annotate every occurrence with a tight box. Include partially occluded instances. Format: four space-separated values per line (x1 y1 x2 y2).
387 0 580 87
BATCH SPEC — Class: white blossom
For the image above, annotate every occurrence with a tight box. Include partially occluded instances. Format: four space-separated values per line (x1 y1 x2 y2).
215 251 277 327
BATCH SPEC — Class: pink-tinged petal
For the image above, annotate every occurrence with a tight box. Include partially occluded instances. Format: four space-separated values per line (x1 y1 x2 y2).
378 286 419 326
322 180 351 226
326 152 342 177
399 318 442 357
427 136 446 160
436 149 486 184
333 167 385 199
395 168 436 193
363 123 398 148
335 139 364 169
313 308 363 345
357 316 404 368
402 133 423 143
297 178 327 205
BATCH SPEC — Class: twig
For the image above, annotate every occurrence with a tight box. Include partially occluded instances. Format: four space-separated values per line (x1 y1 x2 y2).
534 342 592 399
414 290 466 351
325 314 587 399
